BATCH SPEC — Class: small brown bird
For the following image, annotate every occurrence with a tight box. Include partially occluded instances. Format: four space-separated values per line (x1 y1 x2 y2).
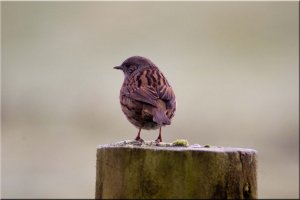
114 56 176 142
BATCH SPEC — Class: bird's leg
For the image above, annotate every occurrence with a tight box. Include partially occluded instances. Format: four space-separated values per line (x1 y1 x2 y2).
155 127 163 143
135 128 144 142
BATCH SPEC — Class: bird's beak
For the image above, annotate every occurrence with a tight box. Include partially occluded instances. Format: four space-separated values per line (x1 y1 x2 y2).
114 66 123 70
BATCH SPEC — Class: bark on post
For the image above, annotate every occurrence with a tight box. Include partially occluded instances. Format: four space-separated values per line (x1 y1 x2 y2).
95 140 257 199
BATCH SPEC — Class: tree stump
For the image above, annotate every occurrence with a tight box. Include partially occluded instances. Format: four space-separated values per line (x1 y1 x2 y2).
95 140 257 199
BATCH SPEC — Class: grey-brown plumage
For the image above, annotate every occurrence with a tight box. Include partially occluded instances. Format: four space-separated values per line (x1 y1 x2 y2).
114 56 176 142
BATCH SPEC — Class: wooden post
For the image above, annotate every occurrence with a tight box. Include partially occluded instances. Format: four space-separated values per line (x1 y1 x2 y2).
95 140 257 199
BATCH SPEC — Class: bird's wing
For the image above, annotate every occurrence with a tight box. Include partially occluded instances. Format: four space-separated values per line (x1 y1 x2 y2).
156 84 175 101
121 85 158 107
157 84 176 110
121 68 176 109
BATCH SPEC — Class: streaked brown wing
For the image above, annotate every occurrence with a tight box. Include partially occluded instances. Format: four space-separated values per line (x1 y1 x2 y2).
121 67 176 109
121 85 158 107
157 84 175 101
157 84 176 109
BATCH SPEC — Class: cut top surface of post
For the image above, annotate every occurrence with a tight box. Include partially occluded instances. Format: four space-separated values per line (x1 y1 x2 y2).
97 140 257 154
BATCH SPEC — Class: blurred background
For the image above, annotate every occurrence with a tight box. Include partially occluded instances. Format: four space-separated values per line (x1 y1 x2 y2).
1 1 299 198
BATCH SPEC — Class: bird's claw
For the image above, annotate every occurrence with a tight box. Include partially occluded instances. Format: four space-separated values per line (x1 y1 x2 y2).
135 137 144 143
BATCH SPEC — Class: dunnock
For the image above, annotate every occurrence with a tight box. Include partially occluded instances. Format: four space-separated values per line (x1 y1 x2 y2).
114 56 176 142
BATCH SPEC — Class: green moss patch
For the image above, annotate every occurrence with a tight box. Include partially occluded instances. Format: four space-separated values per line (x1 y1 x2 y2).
172 139 189 147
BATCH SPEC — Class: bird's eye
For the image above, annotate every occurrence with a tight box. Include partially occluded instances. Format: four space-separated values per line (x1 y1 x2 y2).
128 65 136 73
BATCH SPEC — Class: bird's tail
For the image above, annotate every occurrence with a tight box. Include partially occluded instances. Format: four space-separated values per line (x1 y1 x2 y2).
153 110 171 125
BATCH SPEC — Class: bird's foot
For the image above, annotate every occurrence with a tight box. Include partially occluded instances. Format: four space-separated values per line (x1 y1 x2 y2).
155 138 162 143
154 138 162 146
135 136 144 143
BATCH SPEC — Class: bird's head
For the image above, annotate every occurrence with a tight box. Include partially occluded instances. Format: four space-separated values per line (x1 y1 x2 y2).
114 56 156 77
